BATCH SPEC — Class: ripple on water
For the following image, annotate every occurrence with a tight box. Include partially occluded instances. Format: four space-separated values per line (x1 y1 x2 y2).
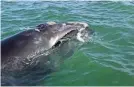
82 29 134 76
1 1 134 86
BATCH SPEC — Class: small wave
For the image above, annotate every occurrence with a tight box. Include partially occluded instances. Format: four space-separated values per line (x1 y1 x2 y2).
82 29 134 76
121 1 134 6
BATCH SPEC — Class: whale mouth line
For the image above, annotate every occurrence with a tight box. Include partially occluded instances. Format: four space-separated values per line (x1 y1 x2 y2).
53 27 93 49
53 30 77 48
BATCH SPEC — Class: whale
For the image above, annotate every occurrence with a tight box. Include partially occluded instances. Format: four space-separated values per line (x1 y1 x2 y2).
1 22 94 86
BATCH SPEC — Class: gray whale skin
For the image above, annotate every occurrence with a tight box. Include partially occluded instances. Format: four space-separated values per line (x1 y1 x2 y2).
1 22 94 86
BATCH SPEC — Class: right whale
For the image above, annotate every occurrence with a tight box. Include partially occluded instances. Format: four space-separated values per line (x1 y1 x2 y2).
1 22 94 86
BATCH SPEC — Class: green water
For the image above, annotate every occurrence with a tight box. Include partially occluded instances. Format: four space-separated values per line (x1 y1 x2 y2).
1 1 134 86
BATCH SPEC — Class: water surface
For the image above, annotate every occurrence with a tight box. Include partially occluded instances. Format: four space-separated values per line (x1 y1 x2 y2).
1 1 134 86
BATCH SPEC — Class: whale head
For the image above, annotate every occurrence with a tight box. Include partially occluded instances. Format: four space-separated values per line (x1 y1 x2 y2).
36 22 94 51
34 21 94 71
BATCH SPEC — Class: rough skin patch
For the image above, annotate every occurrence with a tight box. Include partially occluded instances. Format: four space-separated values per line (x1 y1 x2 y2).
47 22 56 25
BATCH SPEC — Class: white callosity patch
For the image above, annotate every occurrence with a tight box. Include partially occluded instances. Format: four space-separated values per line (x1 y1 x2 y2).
62 23 66 26
67 22 88 28
77 32 85 42
80 22 88 28
77 27 87 42
47 21 56 25
75 23 89 42
67 22 89 42
79 28 85 32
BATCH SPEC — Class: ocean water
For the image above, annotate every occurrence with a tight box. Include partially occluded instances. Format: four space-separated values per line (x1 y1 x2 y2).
1 1 134 86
